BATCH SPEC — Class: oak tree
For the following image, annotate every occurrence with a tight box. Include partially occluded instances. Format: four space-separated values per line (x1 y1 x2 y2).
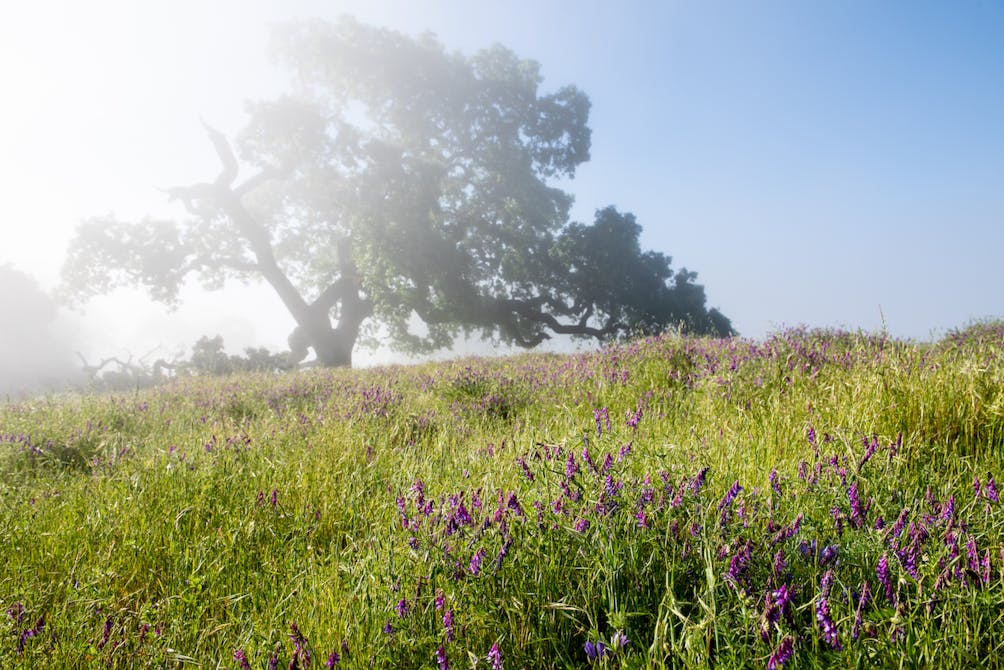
62 17 732 367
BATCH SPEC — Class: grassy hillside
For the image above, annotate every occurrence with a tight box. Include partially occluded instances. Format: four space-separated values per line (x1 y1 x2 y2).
2 324 1003 668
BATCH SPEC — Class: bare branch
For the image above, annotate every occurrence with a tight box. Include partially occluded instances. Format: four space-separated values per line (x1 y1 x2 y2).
201 119 239 187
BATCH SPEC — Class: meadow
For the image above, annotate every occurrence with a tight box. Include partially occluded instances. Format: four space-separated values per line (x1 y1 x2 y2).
2 324 1003 669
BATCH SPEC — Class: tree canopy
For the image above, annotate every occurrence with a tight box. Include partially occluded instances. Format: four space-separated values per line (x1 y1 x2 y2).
62 17 733 367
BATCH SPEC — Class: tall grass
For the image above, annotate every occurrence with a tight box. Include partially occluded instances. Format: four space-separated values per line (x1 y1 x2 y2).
2 324 1003 668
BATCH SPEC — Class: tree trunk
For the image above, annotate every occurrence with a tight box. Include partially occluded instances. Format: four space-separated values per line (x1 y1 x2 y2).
312 327 355 368
286 283 371 368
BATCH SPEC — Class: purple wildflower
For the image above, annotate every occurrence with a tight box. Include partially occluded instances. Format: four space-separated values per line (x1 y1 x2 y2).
798 538 816 561
267 655 279 670
852 580 872 640
506 491 525 517
819 544 839 567
6 602 24 625
965 535 980 573
517 456 534 482
495 537 513 571
689 467 709 494
727 540 753 592
772 583 793 621
889 432 902 459
469 548 486 575
848 481 865 528
816 598 841 649
396 599 409 618
830 506 845 534
769 468 782 496
819 569 835 599
877 553 894 602
326 649 341 668
584 640 607 662
575 518 590 533
234 649 252 670
985 477 999 502
17 614 45 656
443 610 455 642
771 513 803 545
617 442 632 461
436 645 450 670
593 407 611 436
891 508 910 538
565 452 579 479
942 495 956 522
98 616 113 650
860 435 878 468
289 622 311 666
718 479 742 526
435 590 445 611
767 636 794 670
488 641 502 670
773 549 788 579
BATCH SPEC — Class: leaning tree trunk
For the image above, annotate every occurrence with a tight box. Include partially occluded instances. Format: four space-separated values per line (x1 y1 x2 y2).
175 125 375 368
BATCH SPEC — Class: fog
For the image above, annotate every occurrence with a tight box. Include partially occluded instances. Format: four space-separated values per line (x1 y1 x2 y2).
0 265 85 399
2 3 1002 384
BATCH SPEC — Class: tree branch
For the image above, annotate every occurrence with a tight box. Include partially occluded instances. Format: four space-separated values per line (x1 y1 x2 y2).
202 120 239 187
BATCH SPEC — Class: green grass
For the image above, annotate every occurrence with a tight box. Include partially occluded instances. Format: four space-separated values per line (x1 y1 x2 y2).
2 324 1003 668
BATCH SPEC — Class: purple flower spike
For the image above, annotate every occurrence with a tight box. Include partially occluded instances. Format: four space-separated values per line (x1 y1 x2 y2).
584 640 607 662
852 580 872 640
98 616 113 650
436 645 451 670
517 456 534 482
816 598 841 649
17 614 46 656
986 477 999 502
565 452 579 479
443 609 455 641
326 649 341 668
6 602 24 625
234 649 252 670
488 641 502 670
876 552 893 602
767 636 794 670
469 548 486 575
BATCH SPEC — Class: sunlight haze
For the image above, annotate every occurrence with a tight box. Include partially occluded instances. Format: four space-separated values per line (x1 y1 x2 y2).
1 0 1002 375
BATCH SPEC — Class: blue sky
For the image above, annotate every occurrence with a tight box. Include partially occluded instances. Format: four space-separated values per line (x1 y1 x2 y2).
1 0 1001 362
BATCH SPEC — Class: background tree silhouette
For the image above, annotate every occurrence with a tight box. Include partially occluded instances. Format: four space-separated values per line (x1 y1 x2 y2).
0 265 79 396
62 17 732 367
